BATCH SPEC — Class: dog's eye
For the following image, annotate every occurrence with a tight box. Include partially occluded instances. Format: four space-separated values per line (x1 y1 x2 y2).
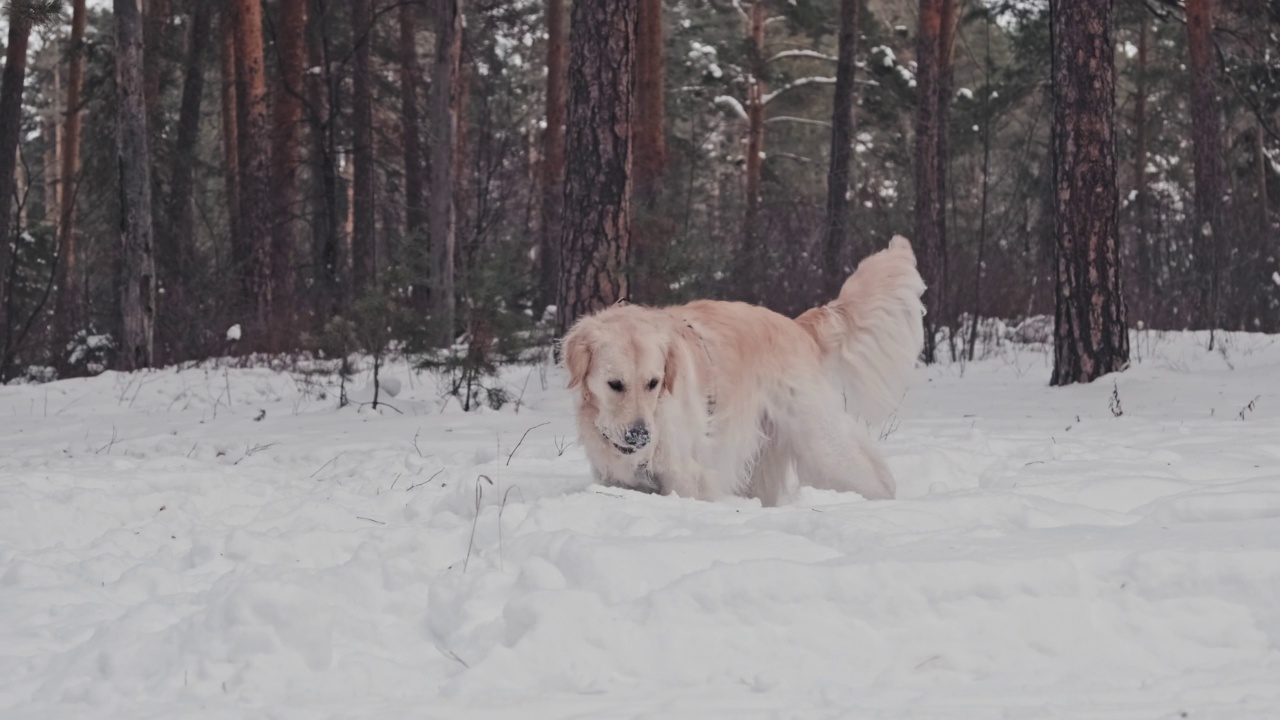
608 380 625 393
646 378 659 391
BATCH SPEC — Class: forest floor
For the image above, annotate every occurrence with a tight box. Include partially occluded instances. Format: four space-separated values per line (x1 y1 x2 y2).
2 326 1279 719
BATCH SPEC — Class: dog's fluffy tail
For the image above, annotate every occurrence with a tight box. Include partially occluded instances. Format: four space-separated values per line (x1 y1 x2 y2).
796 235 926 425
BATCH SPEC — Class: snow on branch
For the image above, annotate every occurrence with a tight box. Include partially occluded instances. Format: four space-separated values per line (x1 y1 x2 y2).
714 95 749 121
768 49 838 63
766 115 832 128
763 76 836 105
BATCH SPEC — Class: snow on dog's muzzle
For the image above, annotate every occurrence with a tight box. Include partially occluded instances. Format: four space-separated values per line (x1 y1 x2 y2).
606 421 651 455
623 422 650 449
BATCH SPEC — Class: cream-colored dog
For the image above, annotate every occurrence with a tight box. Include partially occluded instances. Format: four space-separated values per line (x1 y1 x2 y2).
561 236 925 505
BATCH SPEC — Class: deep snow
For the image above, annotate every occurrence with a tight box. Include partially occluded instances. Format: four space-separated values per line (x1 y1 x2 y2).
2 329 1279 719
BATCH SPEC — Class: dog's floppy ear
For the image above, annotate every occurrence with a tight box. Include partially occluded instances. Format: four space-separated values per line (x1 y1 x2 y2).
561 324 593 389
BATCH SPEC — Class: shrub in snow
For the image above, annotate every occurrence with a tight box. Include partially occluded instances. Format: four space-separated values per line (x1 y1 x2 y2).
410 274 544 413
319 293 406 411
63 331 115 377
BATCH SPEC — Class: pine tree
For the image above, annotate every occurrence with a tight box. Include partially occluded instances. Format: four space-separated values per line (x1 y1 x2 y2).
1185 0 1225 332
351 0 376 297
230 0 273 345
557 0 636 333
821 0 859 296
914 0 944 363
399 1 426 253
53 0 87 372
1050 0 1129 385
428 0 463 346
270 0 308 342
116 0 158 370
538 0 568 314
0 1 39 341
631 0 668 302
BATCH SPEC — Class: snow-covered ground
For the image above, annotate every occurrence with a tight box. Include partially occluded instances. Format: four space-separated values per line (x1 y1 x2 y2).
3 329 1279 719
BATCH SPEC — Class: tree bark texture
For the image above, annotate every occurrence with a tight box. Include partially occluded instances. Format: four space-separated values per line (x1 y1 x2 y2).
218 4 241 250
914 0 943 363
350 0 376 297
428 0 463 345
630 0 668 302
42 96 58 230
53 0 87 370
556 0 635 335
116 0 158 370
821 0 859 297
163 0 210 289
1050 0 1129 386
271 0 307 339
1131 15 1150 318
231 0 273 343
935 0 955 340
538 0 568 312
143 0 170 132
399 1 425 248
634 0 666 195
728 0 768 303
1185 0 1224 328
306 0 343 315
0 7 33 339
740 0 766 299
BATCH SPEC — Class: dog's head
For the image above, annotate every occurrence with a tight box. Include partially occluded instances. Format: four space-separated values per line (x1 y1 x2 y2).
561 306 680 458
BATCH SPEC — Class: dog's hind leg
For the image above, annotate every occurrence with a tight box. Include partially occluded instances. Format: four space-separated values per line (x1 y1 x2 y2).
784 387 896 500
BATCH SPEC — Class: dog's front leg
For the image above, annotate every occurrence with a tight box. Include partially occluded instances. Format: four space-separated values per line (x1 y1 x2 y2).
650 451 718 501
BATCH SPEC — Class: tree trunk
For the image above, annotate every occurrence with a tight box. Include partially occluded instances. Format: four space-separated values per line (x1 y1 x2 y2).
42 97 58 230
156 0 210 364
634 0 666 193
1254 122 1276 331
1185 0 1224 331
143 0 171 132
143 0 171 249
538 0 567 314
738 0 766 301
936 0 956 354
350 0 376 297
966 7 993 362
452 36 471 265
0 6 33 342
231 0 273 345
116 0 158 370
52 0 86 372
163 0 210 299
1049 0 1128 386
306 0 343 317
1131 15 1150 322
271 0 307 343
218 4 241 255
630 0 667 301
556 0 635 334
428 0 462 345
399 1 425 251
914 0 943 363
821 0 859 296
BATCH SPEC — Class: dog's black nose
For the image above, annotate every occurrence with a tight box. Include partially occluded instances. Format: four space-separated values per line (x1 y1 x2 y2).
623 421 650 449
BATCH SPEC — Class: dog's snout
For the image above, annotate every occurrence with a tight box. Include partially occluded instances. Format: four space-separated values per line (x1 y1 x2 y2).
623 421 650 449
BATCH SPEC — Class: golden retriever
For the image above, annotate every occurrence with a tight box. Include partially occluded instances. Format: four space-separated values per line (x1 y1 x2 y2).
561 236 925 505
